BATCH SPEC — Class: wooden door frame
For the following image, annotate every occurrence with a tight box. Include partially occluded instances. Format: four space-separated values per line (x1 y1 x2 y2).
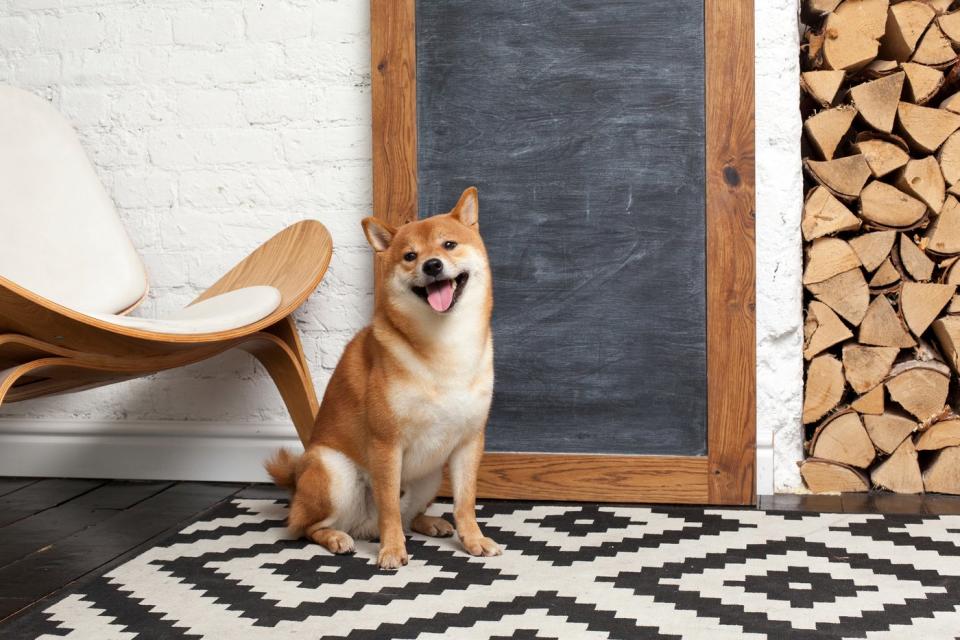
370 0 755 505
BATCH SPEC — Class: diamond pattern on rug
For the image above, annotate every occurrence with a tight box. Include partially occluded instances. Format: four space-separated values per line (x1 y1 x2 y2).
9 500 960 639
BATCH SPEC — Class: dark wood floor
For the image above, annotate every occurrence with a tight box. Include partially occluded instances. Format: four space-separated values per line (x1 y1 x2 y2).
0 478 269 624
758 492 960 515
2 478 960 627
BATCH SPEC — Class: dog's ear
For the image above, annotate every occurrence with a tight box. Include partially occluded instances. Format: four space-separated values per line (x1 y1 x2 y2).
362 217 396 252
450 186 479 228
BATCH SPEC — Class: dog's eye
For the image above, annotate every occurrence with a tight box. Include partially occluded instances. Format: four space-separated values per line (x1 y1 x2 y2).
443 241 457 250
403 251 417 262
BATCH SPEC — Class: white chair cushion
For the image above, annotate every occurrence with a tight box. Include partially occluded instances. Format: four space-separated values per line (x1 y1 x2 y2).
0 86 148 314
87 286 282 335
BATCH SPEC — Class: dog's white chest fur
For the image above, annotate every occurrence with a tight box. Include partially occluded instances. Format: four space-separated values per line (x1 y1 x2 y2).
386 331 493 482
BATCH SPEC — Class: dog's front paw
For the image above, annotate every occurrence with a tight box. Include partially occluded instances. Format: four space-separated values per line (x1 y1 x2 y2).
377 544 409 570
461 536 502 557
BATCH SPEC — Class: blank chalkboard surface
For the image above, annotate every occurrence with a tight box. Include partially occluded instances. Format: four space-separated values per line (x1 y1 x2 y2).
416 0 707 455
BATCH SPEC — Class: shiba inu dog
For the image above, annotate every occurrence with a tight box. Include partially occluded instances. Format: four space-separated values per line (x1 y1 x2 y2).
266 187 500 570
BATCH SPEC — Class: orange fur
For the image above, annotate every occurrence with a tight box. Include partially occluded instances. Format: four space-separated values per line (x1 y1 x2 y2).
264 448 299 490
267 187 501 569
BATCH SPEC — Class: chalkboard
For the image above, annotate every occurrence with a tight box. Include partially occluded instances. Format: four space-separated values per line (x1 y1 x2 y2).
416 0 707 455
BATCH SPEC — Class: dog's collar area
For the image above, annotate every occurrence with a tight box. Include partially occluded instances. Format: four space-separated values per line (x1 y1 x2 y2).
412 272 469 313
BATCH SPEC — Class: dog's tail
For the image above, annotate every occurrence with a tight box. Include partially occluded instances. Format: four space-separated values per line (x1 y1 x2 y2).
264 448 300 491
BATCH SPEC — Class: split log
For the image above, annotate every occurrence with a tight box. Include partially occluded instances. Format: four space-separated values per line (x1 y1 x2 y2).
859 294 917 346
805 301 854 360
943 258 960 284
854 133 911 177
801 70 847 107
911 23 957 67
804 238 862 284
938 9 960 43
885 359 951 421
869 257 902 288
842 343 900 392
899 233 936 280
922 446 960 493
864 411 916 453
897 102 960 152
915 417 960 450
864 59 901 77
900 282 956 335
849 72 905 132
928 0 955 16
942 91 960 113
852 384 886 414
871 437 924 492
800 458 871 493
932 315 960 373
803 354 846 424
808 410 877 468
806 155 873 198
895 155 946 211
805 106 859 159
902 61 945 103
802 186 863 241
808 268 871 325
937 130 960 184
948 294 960 313
881 1 936 62
824 0 889 70
925 195 960 254
804 0 843 17
859 180 927 227
849 229 897 270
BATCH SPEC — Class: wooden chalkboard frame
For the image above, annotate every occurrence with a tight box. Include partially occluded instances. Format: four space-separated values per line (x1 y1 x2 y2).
371 0 755 505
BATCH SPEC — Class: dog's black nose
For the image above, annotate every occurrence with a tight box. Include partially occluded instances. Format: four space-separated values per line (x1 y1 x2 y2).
422 258 443 277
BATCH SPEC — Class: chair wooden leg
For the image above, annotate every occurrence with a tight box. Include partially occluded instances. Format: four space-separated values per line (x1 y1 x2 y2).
238 325 319 447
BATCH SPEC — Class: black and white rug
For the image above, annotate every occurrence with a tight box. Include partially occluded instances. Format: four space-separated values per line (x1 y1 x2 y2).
11 499 960 639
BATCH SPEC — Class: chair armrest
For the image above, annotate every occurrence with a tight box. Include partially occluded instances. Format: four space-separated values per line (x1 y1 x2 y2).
191 220 333 319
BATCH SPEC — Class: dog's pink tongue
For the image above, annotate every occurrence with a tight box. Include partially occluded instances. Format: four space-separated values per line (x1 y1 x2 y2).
426 280 454 312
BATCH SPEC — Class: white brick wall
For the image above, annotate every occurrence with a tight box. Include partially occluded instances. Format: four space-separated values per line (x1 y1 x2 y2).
0 0 374 425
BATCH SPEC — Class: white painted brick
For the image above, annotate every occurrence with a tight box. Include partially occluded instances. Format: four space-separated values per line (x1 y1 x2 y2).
243 0 312 42
167 44 283 85
314 0 369 40
8 0 60 12
240 83 323 124
118 7 172 46
756 0 803 493
36 12 105 50
194 128 282 165
81 128 150 168
62 48 171 85
172 6 243 47
280 129 325 164
58 86 111 126
176 88 243 126
282 40 367 83
323 124 370 160
319 85 369 124
112 169 177 209
12 52 60 85
0 16 39 51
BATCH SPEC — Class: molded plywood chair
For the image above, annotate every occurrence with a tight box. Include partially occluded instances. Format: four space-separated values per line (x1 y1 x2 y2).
0 86 331 446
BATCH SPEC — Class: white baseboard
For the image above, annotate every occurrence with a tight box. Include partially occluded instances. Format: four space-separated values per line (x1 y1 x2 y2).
0 418 300 482
0 418 779 496
755 429 775 496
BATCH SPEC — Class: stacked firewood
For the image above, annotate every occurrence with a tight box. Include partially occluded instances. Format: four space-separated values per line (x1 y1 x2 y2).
800 0 960 494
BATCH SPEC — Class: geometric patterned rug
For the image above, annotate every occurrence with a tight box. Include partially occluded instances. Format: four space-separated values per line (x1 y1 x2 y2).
9 499 960 639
